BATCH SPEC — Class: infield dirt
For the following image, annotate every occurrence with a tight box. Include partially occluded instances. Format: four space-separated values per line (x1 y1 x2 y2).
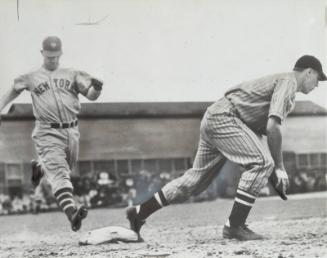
0 192 326 258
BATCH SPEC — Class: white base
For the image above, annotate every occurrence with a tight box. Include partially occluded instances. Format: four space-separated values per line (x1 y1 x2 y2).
79 226 139 245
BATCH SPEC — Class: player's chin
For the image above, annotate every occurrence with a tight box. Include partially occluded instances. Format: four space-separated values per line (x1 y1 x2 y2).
48 64 58 71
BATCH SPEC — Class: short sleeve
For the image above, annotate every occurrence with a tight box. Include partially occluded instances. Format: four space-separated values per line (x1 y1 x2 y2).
269 79 297 122
74 70 92 96
13 74 30 93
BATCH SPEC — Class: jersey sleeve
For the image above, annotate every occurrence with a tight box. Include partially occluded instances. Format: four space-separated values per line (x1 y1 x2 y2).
268 78 297 122
74 70 92 96
13 74 30 93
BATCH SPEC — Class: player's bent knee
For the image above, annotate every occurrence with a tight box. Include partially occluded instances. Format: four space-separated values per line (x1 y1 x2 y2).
162 168 205 203
163 181 199 203
49 172 73 194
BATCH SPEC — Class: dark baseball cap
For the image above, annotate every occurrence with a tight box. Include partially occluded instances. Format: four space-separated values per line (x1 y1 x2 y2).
294 55 327 81
42 36 62 57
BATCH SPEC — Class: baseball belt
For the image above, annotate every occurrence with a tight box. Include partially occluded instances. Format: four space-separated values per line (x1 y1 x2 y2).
50 120 78 129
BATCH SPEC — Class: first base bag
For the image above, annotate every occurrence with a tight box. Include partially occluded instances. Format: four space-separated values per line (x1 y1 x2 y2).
79 226 139 245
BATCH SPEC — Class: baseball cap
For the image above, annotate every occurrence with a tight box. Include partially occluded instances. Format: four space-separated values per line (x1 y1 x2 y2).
294 55 327 81
41 36 62 57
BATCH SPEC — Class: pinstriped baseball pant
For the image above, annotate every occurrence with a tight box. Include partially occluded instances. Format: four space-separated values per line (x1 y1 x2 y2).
162 98 274 203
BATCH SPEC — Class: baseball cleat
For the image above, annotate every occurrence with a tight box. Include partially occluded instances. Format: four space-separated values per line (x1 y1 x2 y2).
126 206 145 242
70 205 88 232
222 224 265 241
31 160 44 187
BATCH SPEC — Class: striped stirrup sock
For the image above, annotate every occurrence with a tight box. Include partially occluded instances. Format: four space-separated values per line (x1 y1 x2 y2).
137 190 169 220
54 187 76 218
228 189 256 227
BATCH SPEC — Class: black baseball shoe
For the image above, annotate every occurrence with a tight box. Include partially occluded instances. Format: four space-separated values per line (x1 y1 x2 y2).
126 206 145 242
70 205 88 232
31 160 44 187
222 224 264 241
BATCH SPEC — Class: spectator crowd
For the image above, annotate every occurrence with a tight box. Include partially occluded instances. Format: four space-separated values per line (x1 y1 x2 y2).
0 168 325 216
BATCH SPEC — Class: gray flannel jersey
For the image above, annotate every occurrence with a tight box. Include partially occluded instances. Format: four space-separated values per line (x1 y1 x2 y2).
13 67 92 123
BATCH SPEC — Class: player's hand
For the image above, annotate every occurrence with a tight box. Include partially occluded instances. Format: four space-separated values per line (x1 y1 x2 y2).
275 167 289 195
268 167 288 200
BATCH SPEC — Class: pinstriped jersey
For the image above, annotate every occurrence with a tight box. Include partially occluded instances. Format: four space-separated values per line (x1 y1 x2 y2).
13 67 92 123
212 72 297 135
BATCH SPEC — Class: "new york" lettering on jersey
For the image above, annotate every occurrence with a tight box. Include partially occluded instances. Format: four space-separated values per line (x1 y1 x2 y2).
33 78 75 96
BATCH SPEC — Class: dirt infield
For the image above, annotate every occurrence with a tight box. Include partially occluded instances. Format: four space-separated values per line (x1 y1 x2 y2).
0 192 326 258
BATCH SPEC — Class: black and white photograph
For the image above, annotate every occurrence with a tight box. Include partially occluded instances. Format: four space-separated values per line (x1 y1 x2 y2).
0 0 326 257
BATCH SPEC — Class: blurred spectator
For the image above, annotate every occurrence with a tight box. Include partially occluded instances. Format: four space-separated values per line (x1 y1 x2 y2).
30 178 55 213
0 166 326 216
12 196 24 213
73 176 92 208
290 173 306 193
289 169 327 194
134 170 152 203
158 172 171 187
72 177 84 197
80 177 93 207
88 171 122 207
305 172 317 192
0 194 11 215
148 175 162 196
123 177 136 207
314 173 327 191
29 191 42 214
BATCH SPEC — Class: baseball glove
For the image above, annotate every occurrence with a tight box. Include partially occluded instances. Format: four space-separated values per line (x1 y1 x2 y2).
91 78 103 91
268 169 288 200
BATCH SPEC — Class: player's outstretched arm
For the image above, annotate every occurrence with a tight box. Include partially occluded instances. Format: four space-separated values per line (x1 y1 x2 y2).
0 87 21 124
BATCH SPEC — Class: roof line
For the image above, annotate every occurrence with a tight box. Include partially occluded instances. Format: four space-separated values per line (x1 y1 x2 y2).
2 101 327 120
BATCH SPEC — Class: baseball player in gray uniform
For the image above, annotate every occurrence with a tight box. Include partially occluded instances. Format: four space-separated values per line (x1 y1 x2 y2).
0 36 103 231
126 55 326 241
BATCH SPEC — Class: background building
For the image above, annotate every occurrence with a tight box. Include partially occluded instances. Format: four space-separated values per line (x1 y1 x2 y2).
0 101 326 198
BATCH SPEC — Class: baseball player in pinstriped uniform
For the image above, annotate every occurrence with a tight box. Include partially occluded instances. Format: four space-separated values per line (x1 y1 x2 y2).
126 55 326 241
0 36 103 231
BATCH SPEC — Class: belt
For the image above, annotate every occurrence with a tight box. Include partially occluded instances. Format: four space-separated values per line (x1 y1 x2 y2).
50 120 78 129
